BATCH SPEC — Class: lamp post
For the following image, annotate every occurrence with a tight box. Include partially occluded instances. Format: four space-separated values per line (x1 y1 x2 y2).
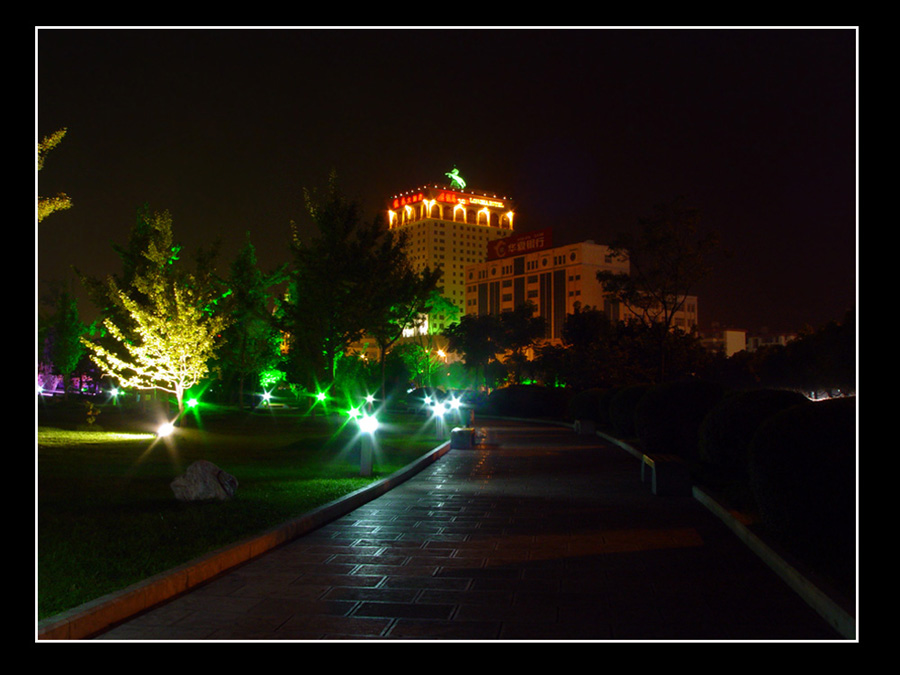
358 412 379 477
432 400 448 438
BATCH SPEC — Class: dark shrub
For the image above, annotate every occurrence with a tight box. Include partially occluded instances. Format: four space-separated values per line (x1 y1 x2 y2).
595 388 618 433
699 389 811 480
608 384 652 438
483 385 570 419
566 388 606 423
748 396 856 582
634 379 726 460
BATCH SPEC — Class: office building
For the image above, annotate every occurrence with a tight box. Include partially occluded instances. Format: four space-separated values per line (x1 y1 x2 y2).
387 179 515 333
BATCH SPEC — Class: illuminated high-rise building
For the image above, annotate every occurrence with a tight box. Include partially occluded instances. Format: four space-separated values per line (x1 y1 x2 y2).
387 174 516 333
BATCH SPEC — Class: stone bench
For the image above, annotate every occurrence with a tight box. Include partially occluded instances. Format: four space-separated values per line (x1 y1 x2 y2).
450 427 475 449
640 453 692 496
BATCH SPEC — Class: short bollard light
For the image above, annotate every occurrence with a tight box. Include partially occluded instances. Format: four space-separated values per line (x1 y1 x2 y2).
432 401 448 438
358 412 379 477
157 421 175 437
448 396 463 423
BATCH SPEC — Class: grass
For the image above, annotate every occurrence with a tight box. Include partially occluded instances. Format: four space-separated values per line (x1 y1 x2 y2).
36 401 445 621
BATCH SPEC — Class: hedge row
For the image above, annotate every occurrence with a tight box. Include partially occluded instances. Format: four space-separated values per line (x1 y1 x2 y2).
563 380 856 584
747 396 856 583
480 384 572 420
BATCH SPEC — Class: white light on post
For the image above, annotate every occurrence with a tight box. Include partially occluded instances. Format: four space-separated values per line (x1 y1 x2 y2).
358 413 379 477
432 401 448 438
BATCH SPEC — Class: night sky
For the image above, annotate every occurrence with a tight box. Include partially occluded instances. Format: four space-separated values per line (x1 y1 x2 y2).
36 27 857 335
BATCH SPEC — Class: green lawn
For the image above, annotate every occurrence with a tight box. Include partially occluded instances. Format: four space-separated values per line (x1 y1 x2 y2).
36 404 443 620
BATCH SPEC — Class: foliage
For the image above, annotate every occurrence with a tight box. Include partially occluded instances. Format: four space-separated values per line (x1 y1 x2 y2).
597 197 717 381
533 306 709 390
481 384 571 419
40 281 86 398
216 233 288 407
37 128 72 222
282 174 414 392
747 396 856 586
633 379 725 461
698 388 810 479
698 309 856 396
443 312 504 388
607 384 652 438
497 301 546 384
566 387 607 422
80 210 232 411
364 245 443 399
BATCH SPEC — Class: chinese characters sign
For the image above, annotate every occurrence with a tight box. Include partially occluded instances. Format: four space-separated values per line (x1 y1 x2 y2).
487 228 553 260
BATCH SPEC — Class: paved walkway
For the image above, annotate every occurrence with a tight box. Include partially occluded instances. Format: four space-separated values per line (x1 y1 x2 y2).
94 421 844 641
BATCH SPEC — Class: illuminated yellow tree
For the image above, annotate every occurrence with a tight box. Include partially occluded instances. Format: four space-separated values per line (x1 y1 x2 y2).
37 128 72 222
81 210 232 412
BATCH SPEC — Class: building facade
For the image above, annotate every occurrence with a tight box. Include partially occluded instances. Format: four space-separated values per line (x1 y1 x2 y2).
464 235 700 342
387 182 516 333
464 237 633 340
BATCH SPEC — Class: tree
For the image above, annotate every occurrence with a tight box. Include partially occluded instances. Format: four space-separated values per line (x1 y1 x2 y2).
37 128 72 222
497 301 546 384
217 233 288 407
282 174 416 395
40 281 86 398
81 210 232 412
443 312 503 389
366 255 443 400
597 197 717 381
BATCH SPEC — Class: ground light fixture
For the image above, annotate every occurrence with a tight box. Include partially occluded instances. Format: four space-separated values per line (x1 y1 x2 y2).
432 400 448 438
356 411 379 477
157 421 175 437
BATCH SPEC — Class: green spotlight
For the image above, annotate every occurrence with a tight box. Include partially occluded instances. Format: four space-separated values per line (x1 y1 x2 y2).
186 397 199 408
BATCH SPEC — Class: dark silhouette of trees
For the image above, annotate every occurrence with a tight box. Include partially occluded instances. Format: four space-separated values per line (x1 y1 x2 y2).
597 197 717 382
281 174 438 399
443 313 503 389
39 281 86 398
497 301 546 384
217 233 288 408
